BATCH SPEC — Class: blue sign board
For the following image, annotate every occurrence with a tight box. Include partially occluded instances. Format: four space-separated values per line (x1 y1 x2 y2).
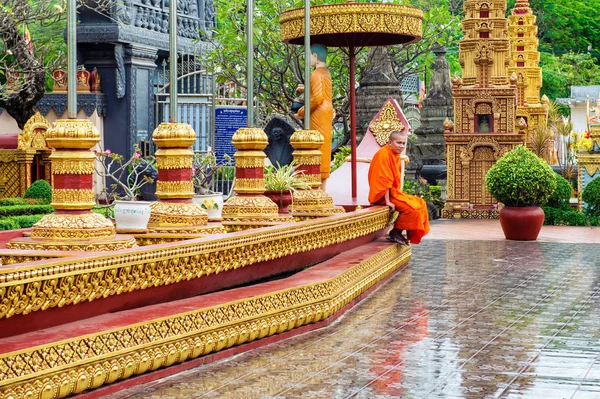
214 106 247 162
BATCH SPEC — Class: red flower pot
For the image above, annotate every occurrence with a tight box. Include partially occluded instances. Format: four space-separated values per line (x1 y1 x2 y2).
264 190 293 214
499 206 545 241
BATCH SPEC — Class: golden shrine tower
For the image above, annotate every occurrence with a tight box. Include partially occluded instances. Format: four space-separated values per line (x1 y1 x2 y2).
442 0 526 219
507 0 548 156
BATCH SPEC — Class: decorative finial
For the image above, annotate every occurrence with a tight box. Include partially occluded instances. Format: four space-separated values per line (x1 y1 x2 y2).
443 118 454 134
451 72 463 88
517 117 528 134
509 72 518 86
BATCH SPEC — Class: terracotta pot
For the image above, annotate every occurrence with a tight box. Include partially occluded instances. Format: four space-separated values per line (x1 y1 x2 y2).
264 190 293 214
499 206 545 241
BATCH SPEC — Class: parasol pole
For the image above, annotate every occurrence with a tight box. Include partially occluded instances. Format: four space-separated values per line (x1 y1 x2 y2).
350 48 357 198
247 0 254 127
169 0 178 123
67 0 76 118
304 0 310 129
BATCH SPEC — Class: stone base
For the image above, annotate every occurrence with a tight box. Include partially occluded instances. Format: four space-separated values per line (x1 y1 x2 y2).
222 195 296 231
146 222 227 236
441 204 500 220
289 189 346 220
222 215 296 232
131 232 211 246
6 235 137 251
27 212 116 241
147 200 226 235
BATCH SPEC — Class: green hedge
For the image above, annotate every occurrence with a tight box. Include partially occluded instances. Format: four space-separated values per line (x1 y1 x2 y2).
0 198 43 206
547 174 573 210
24 180 52 204
582 176 600 217
0 205 55 217
543 206 600 226
0 215 46 231
0 219 19 231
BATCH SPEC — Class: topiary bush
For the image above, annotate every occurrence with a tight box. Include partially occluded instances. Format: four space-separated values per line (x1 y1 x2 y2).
546 173 573 209
543 206 600 226
486 146 556 207
582 176 600 217
24 180 52 204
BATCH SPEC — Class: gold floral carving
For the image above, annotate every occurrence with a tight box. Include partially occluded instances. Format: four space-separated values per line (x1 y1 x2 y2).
0 152 17 163
155 181 194 198
368 101 406 147
156 154 194 170
5 237 137 252
231 128 268 151
52 189 96 205
143 225 226 239
0 240 409 399
293 153 322 166
50 152 96 174
233 178 266 194
0 253 66 266
0 208 389 322
222 195 278 216
234 155 267 169
149 201 208 226
577 154 600 177
280 4 423 44
152 123 197 148
20 112 49 148
45 119 100 150
290 130 324 150
23 213 116 241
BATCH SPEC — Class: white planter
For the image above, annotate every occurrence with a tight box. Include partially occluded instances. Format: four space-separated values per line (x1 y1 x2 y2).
113 200 152 233
192 193 223 221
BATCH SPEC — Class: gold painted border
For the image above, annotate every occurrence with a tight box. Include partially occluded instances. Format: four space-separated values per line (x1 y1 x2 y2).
0 243 410 398
0 208 389 320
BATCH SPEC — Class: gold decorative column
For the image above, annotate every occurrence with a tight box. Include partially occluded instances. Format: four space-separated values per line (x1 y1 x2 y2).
289 130 345 220
147 122 226 235
7 119 137 251
222 127 294 231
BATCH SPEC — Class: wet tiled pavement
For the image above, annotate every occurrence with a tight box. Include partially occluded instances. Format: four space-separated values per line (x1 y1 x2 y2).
106 237 600 399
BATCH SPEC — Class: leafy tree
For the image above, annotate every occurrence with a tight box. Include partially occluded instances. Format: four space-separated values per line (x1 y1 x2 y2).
540 52 600 100
209 0 462 128
0 0 64 128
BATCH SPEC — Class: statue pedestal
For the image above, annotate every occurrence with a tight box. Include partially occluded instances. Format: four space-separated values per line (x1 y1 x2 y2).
222 128 294 232
289 130 344 220
148 122 226 236
7 119 136 251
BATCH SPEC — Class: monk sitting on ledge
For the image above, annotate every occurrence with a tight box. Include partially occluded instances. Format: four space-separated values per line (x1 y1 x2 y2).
368 131 430 245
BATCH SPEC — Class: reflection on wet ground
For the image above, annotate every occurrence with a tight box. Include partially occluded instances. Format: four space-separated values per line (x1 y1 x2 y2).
107 240 600 399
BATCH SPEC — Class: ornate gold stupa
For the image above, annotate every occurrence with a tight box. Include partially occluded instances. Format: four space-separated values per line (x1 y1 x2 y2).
507 0 548 158
442 0 526 219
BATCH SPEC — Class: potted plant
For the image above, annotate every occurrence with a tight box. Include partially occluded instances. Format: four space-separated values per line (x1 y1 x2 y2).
191 150 233 221
263 161 310 214
94 145 156 232
486 145 556 240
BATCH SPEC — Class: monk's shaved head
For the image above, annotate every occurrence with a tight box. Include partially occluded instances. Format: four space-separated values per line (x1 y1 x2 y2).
389 130 406 140
387 130 407 154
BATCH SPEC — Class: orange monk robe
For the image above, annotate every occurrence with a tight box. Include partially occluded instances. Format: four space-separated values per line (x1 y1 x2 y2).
368 145 431 244
297 66 334 178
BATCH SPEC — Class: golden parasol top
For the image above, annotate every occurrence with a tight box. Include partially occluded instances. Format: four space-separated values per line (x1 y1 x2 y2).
280 2 423 48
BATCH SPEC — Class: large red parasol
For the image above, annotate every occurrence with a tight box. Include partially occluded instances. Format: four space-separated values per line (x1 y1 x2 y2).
280 1 423 198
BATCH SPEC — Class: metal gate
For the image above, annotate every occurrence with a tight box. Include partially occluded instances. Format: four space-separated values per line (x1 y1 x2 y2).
154 54 215 152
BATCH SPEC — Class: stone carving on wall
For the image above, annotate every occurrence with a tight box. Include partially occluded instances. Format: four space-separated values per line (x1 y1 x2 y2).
410 47 453 176
115 44 126 99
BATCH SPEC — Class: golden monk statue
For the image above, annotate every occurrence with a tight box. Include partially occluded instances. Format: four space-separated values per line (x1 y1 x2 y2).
297 44 333 190
368 131 430 245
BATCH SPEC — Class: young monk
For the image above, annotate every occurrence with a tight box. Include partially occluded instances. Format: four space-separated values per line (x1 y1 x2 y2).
368 131 430 245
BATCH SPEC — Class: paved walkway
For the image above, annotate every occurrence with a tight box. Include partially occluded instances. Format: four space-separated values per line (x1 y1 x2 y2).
106 222 600 399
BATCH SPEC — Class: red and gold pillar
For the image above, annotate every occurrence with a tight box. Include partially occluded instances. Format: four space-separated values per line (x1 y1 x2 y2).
222 127 294 231
289 130 344 220
7 119 137 251
148 122 225 235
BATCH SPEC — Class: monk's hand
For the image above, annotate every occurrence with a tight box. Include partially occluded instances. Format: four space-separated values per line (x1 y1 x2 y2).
386 202 396 212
